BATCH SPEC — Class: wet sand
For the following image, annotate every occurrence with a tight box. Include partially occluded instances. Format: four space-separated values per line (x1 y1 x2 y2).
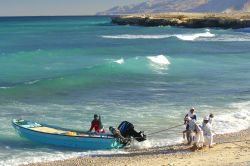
25 128 250 166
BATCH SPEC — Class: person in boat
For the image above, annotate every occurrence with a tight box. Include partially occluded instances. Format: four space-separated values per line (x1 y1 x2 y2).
183 117 196 145
88 114 105 133
201 116 214 148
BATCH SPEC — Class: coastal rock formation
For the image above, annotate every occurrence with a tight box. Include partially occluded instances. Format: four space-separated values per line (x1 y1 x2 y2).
111 12 250 29
97 0 250 15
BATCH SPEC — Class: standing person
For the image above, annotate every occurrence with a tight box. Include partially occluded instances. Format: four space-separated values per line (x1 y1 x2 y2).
183 108 197 144
208 113 214 125
88 114 105 133
184 107 197 124
201 116 213 148
183 117 196 145
192 123 204 151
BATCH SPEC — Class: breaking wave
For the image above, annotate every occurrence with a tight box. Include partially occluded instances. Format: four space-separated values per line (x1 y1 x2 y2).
102 34 172 39
102 29 250 42
175 31 215 41
25 80 41 85
113 58 124 64
197 34 250 42
213 101 250 134
101 30 215 41
147 55 170 65
0 86 12 89
0 55 171 96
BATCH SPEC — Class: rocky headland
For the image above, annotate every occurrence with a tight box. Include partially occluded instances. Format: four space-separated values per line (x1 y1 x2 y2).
111 12 250 29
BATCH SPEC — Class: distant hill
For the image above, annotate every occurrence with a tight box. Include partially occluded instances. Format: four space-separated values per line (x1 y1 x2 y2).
97 0 250 15
190 0 250 12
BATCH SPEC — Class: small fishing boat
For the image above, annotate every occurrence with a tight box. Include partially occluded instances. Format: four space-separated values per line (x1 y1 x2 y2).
12 119 124 150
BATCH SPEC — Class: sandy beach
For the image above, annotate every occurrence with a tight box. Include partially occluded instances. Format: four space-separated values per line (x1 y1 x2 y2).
24 128 250 166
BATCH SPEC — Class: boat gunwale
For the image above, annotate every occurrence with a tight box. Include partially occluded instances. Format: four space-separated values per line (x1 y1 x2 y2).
12 119 115 140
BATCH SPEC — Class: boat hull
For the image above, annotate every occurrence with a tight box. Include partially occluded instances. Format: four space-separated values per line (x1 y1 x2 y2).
12 119 119 150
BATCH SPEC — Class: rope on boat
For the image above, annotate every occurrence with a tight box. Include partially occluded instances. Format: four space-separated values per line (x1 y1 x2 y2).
147 124 184 136
132 125 250 148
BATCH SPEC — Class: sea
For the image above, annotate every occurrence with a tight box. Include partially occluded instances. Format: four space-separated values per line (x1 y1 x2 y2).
0 16 250 166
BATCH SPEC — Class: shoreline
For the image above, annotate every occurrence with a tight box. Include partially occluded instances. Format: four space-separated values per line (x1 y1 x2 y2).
24 128 250 166
111 12 250 29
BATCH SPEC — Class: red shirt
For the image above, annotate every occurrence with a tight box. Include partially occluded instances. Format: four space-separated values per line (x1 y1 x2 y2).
90 119 105 133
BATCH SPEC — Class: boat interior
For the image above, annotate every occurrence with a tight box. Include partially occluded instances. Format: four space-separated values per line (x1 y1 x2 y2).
30 126 98 137
14 119 113 138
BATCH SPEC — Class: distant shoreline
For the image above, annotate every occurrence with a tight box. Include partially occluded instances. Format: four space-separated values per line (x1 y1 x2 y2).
111 12 250 29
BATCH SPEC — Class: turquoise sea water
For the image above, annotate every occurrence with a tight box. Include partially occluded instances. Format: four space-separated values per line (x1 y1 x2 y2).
0 16 250 165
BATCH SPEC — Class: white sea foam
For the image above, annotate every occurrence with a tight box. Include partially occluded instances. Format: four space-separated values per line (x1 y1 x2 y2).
197 34 250 42
102 34 171 39
101 31 215 41
0 86 11 89
147 55 170 65
102 31 250 42
1 150 128 166
114 58 124 64
175 31 215 41
146 55 171 74
25 80 40 85
131 137 183 149
213 101 250 134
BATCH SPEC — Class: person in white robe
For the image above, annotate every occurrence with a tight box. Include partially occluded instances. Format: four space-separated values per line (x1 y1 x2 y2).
201 116 213 148
193 123 204 149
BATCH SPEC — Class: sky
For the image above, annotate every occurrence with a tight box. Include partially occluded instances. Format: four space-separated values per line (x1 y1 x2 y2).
0 0 147 16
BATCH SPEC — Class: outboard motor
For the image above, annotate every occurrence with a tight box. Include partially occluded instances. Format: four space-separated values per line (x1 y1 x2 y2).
118 121 146 142
109 126 130 145
110 121 146 146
